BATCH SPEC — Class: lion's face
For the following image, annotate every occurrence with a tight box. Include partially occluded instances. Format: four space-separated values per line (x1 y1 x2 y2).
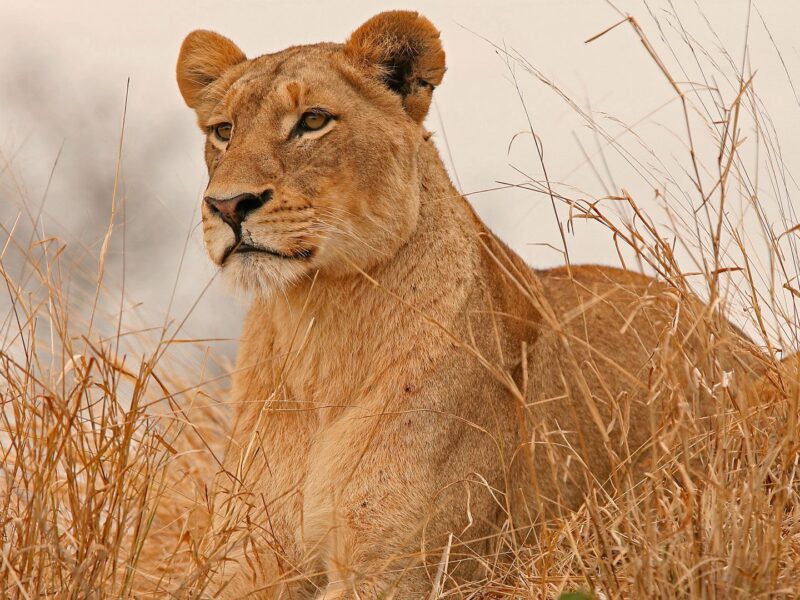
176 12 445 294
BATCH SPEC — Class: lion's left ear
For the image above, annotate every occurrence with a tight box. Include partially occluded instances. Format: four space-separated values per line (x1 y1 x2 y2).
345 11 446 123
177 30 247 109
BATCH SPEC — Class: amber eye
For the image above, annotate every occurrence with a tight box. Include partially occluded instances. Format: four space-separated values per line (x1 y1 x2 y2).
213 122 232 142
300 112 330 131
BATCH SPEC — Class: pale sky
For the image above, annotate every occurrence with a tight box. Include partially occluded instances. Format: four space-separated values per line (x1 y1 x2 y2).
1 1 798 348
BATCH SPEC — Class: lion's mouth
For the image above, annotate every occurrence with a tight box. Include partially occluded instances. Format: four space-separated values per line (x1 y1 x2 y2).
221 241 313 264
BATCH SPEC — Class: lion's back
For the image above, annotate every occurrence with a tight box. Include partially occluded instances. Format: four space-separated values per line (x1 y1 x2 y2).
510 264 763 515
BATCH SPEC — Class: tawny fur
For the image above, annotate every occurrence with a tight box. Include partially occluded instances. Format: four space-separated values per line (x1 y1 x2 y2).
172 11 763 599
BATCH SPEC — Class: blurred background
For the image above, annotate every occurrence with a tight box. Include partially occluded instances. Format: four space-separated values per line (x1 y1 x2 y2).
1 0 799 358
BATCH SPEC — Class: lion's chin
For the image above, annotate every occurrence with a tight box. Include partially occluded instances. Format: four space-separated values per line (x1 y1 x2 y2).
220 253 309 297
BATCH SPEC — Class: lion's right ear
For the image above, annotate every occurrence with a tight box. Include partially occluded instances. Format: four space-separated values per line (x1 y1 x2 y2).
176 30 247 109
345 11 445 123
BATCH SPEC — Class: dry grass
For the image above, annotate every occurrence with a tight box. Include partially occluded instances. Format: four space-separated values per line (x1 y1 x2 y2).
2 5 799 599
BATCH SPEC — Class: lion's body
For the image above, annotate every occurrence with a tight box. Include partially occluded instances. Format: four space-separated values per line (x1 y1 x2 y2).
173 12 761 598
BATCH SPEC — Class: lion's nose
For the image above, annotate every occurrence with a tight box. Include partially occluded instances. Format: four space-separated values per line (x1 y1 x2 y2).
204 189 273 228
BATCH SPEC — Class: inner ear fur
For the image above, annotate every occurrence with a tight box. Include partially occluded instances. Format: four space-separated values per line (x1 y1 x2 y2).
176 30 247 109
345 11 446 122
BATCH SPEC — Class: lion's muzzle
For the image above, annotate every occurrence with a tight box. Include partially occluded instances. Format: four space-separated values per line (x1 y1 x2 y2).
204 189 273 232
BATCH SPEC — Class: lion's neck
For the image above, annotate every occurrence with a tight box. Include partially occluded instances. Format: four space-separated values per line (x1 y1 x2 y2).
246 140 489 412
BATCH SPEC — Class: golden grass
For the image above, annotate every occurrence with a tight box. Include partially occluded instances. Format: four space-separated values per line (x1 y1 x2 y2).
2 5 799 599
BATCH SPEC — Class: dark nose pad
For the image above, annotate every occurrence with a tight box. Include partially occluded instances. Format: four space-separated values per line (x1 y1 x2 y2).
204 189 273 229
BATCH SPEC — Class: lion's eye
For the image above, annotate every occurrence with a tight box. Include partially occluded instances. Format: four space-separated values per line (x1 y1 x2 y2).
213 123 232 142
300 112 330 132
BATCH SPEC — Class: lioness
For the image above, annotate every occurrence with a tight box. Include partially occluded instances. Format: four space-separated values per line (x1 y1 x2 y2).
175 11 759 598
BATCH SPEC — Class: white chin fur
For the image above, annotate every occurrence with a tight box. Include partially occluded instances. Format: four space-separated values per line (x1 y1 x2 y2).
220 253 308 297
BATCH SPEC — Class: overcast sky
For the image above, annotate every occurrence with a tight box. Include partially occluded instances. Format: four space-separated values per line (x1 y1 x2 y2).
1 1 798 350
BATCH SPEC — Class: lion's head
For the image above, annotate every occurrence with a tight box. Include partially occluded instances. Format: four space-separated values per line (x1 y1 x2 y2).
176 11 446 294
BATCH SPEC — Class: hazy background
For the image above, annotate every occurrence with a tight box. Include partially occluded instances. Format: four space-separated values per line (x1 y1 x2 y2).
1 0 799 358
